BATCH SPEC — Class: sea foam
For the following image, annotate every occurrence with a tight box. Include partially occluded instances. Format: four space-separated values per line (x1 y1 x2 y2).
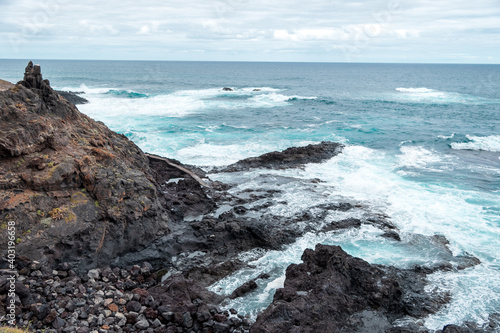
451 135 500 153
393 87 496 105
75 85 318 119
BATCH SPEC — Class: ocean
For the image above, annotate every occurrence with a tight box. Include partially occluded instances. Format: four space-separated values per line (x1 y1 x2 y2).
1 60 499 329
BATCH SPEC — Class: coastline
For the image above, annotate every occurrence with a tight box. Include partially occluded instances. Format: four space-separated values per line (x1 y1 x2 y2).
0 63 498 332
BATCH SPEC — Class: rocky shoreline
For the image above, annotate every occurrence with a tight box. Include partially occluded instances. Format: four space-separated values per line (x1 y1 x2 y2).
1 63 498 332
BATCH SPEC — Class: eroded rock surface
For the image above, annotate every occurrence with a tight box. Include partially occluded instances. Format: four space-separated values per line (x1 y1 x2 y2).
0 62 168 272
251 244 450 333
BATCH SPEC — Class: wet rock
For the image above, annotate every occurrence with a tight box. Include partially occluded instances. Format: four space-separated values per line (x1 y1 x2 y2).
251 244 445 333
381 230 402 242
230 279 258 299
321 218 362 232
222 87 234 91
220 141 343 172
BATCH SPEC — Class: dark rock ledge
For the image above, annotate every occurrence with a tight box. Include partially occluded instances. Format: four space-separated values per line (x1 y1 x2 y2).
218 141 343 172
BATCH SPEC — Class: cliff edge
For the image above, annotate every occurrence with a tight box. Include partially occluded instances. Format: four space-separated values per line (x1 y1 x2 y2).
0 62 169 272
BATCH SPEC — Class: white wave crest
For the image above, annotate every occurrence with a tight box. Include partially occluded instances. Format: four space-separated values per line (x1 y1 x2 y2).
393 87 482 104
58 83 116 95
451 135 500 152
396 87 436 93
248 93 317 107
75 85 317 118
395 87 457 102
438 133 455 140
398 146 444 169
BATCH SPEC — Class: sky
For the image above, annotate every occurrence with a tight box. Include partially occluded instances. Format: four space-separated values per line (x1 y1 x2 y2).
0 0 499 63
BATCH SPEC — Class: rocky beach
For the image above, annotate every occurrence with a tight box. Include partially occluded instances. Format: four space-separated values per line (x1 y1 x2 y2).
1 63 499 333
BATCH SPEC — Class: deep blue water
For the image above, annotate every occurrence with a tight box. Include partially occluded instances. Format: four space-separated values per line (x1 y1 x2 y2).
1 60 499 329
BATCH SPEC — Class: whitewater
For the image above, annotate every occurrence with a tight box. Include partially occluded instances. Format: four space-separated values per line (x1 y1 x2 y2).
0 60 498 330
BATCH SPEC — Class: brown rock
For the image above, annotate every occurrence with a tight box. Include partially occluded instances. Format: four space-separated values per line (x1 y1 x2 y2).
144 307 158 319
0 62 169 273
107 303 119 312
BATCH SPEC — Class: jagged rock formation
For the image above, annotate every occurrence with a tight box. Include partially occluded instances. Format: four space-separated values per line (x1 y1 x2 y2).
0 62 169 272
251 244 450 333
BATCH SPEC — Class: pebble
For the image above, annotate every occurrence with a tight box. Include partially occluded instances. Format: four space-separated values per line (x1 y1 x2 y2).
11 261 246 333
135 319 150 330
87 269 100 280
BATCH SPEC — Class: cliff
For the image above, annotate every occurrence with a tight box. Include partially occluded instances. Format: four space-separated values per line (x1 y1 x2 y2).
0 62 169 272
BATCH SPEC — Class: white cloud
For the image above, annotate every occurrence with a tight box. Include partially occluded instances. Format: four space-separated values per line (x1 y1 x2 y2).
138 25 151 35
0 0 498 62
274 28 351 41
392 29 420 39
79 20 120 36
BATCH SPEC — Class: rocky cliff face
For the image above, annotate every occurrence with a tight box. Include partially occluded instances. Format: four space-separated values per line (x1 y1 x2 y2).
0 62 169 272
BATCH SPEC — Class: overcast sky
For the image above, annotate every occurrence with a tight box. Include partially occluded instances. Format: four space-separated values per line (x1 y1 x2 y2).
0 0 498 63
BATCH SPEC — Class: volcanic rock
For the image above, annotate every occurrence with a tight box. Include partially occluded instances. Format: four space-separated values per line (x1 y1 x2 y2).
251 244 445 333
220 141 343 172
56 91 89 105
0 62 169 273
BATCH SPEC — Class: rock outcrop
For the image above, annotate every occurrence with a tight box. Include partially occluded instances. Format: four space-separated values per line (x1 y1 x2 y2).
0 62 169 272
251 244 449 333
220 141 343 172
56 91 89 105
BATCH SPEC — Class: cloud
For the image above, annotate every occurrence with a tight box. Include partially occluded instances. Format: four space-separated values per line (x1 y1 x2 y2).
79 20 120 36
138 25 151 35
0 0 498 63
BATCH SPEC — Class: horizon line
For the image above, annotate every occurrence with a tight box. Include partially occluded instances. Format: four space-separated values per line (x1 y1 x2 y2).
0 58 499 66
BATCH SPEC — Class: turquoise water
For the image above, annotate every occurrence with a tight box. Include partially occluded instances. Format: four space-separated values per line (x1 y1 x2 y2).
1 60 499 329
